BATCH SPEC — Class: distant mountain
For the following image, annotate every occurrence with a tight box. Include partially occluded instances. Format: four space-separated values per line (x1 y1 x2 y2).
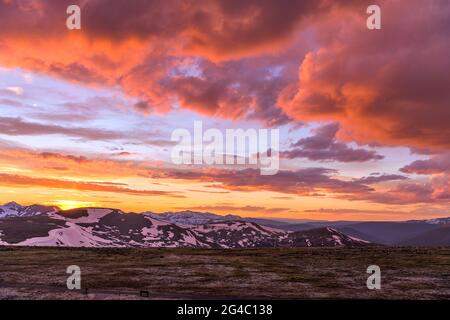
144 210 241 225
283 219 450 246
0 202 58 218
283 227 372 247
398 225 450 246
334 222 440 245
144 211 293 229
408 217 450 225
0 205 370 248
282 221 359 232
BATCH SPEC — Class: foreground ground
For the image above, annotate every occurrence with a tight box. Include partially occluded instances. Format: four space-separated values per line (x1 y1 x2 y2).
0 246 449 299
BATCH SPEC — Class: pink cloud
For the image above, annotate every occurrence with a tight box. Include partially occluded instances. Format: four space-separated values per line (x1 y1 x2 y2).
279 0 450 151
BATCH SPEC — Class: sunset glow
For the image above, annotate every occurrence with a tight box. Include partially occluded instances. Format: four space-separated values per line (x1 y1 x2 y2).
0 0 449 221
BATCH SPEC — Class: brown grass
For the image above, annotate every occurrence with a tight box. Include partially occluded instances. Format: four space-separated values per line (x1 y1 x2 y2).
0 246 449 300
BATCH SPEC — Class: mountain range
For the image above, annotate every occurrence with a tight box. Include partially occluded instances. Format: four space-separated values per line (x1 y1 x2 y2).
0 202 449 247
0 202 370 248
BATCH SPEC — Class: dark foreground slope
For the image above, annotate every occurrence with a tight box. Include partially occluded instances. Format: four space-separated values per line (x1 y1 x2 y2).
1 246 449 300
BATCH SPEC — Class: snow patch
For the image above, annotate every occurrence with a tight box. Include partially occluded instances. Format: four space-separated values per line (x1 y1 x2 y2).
17 222 113 247
68 209 113 224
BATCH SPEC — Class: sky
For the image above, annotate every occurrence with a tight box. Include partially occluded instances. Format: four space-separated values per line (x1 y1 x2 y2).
0 0 449 221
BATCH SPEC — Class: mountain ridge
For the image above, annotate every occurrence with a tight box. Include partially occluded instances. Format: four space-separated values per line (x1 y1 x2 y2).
0 203 372 248
1 201 449 247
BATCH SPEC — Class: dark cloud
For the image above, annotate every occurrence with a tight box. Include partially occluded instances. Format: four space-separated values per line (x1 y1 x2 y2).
147 167 374 195
345 176 450 205
282 123 384 162
401 153 450 175
0 116 123 140
0 116 174 147
356 174 408 185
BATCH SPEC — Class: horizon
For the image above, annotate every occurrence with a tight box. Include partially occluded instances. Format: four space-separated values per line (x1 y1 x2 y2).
2 200 449 223
0 0 449 222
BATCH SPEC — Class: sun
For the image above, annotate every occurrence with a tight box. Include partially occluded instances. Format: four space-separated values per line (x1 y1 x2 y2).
48 200 97 211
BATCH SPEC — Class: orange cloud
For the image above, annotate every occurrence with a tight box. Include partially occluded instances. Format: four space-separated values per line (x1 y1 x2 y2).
1 0 449 151
278 1 450 151
0 173 182 197
0 147 152 180
0 0 358 125
0 145 445 206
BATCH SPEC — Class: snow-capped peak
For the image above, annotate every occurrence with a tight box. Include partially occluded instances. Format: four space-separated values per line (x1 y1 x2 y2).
424 217 450 225
0 202 57 218
0 202 375 249
407 217 450 225
144 210 242 225
3 201 22 210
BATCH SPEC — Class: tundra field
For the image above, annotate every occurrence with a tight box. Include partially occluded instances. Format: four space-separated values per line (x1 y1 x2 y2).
0 246 449 300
